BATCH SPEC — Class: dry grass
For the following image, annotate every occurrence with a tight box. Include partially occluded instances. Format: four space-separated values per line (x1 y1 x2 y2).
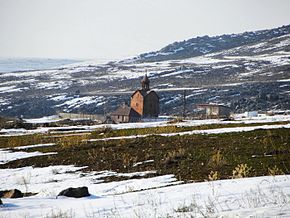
56 135 89 148
232 163 253 179
208 150 227 169
1 126 290 183
163 148 186 166
268 165 284 176
208 171 219 181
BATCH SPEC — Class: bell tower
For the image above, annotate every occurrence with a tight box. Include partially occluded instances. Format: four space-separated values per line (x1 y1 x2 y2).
141 74 150 91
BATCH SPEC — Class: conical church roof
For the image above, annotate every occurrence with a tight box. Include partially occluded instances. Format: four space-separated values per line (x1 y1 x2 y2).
141 74 150 91
141 74 149 84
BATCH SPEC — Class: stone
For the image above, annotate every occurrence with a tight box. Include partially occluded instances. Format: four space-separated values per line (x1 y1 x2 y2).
57 186 90 198
0 189 23 198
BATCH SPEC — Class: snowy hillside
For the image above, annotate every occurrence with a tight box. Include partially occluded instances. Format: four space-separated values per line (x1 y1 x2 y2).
136 24 290 62
0 25 289 118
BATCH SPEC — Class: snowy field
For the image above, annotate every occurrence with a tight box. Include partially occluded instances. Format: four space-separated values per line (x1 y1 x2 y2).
1 166 289 217
0 113 288 137
1 114 290 217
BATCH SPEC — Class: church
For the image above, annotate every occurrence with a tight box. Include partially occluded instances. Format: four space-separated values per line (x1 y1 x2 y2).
110 74 159 123
130 74 159 117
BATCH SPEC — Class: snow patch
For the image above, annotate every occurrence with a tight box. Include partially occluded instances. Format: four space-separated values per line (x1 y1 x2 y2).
14 143 56 150
0 149 57 164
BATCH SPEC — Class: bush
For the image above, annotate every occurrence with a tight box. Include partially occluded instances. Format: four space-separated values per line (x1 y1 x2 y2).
163 148 186 166
208 171 219 181
268 165 284 176
208 150 226 169
232 164 253 179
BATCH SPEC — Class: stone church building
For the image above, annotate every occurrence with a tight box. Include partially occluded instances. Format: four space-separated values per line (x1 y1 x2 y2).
130 74 159 117
111 74 159 123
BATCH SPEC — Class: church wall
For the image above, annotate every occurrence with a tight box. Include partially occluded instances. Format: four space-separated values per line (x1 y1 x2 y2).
130 92 144 116
111 115 130 123
144 92 159 117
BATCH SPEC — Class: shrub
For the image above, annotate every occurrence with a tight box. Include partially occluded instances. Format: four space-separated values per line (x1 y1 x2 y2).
232 163 253 179
163 148 186 166
122 153 137 168
208 171 219 181
208 150 226 169
268 165 284 176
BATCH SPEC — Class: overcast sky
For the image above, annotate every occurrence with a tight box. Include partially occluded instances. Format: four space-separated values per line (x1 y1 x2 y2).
0 0 289 60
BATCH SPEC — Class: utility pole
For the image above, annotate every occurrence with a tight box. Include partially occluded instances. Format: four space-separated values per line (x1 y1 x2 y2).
182 89 186 118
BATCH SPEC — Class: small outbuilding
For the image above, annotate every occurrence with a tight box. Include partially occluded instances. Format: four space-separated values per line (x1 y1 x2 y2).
196 104 232 118
110 104 141 123
245 111 258 118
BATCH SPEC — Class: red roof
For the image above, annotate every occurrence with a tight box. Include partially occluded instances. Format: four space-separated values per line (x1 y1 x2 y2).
111 105 141 117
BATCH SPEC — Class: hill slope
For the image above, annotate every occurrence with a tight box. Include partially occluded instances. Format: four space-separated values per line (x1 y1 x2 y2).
136 25 290 62
0 25 289 118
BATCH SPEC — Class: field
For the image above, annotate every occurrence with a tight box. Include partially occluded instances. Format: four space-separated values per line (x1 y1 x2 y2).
0 114 290 217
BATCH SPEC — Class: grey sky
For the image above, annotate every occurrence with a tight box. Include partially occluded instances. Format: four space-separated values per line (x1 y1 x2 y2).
0 0 289 60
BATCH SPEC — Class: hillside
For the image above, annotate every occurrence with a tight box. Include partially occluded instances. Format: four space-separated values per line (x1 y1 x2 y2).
0 25 289 118
136 24 290 62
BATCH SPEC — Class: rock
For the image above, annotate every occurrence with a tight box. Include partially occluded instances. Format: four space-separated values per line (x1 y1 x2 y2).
0 198 2 205
0 189 24 198
57 187 90 198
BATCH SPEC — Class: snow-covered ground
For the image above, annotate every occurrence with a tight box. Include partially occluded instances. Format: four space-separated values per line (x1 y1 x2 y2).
1 114 290 217
0 149 57 165
24 116 61 124
0 164 289 217
2 114 290 137
88 122 290 142
14 143 56 150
